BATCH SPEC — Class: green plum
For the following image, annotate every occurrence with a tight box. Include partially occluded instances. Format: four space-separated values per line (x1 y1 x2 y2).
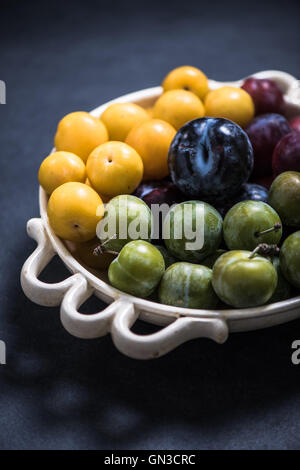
212 250 278 308
268 171 300 227
97 195 152 252
159 262 219 309
108 240 165 298
223 200 282 251
163 201 223 262
201 249 227 269
268 256 292 303
154 245 177 268
280 231 300 288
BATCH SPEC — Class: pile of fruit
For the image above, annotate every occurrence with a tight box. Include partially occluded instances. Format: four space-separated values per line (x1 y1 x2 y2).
38 66 300 310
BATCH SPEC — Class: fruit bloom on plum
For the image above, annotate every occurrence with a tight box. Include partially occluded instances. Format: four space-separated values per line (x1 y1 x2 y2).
245 113 290 177
273 132 300 175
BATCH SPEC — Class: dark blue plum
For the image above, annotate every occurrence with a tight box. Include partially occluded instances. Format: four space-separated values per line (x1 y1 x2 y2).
134 179 170 199
237 182 269 203
168 118 254 201
214 183 269 217
134 180 184 207
142 184 184 207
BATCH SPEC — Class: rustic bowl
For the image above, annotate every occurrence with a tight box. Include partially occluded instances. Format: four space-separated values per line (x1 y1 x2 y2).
21 70 300 359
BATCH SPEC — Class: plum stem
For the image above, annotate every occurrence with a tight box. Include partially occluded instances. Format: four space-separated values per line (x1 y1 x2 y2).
249 243 280 259
255 222 281 238
93 234 118 256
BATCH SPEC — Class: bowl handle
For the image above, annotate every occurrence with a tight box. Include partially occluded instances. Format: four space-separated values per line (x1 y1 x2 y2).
21 218 86 306
60 276 124 339
111 304 229 360
59 279 228 358
20 218 127 339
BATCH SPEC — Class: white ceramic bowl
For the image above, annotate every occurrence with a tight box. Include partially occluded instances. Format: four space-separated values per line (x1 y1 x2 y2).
21 70 300 359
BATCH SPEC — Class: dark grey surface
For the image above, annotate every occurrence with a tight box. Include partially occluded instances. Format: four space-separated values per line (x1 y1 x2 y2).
1 0 300 450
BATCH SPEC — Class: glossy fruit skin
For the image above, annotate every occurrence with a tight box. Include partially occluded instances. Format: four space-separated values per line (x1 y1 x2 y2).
245 113 291 177
97 195 152 252
154 246 177 268
241 77 285 115
126 119 176 180
280 231 300 288
142 183 184 207
159 262 218 309
224 200 282 250
168 117 253 201
54 112 108 163
108 241 165 298
201 249 227 268
47 182 104 242
268 171 300 227
153 89 205 130
214 183 269 217
101 102 150 141
134 179 171 199
162 66 209 100
268 256 292 303
289 116 300 133
65 238 116 270
239 183 269 202
38 151 86 195
86 141 143 198
212 250 278 308
272 132 300 176
163 201 223 262
204 86 255 128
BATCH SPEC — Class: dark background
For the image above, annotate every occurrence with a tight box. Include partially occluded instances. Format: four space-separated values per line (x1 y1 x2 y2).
1 0 300 450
